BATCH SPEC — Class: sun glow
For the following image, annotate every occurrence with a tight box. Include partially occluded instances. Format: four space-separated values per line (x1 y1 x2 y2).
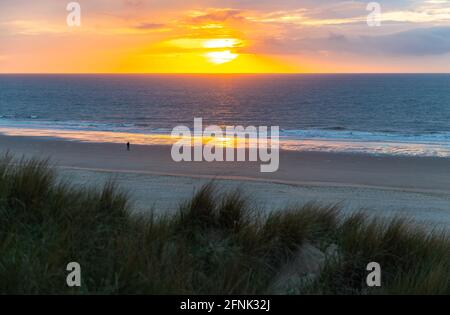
1 6 301 73
205 50 238 64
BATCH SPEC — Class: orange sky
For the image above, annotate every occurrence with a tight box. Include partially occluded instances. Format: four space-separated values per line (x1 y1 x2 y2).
1 0 450 73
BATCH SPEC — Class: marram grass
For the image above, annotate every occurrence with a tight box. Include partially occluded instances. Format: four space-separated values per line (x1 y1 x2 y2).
0 155 449 294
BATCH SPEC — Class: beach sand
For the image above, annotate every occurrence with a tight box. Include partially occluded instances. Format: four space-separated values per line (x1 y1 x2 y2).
1 134 450 231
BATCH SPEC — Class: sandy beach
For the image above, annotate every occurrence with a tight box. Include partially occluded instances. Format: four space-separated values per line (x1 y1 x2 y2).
1 134 450 230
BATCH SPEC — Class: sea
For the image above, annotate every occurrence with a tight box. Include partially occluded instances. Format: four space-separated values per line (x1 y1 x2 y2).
1 74 450 157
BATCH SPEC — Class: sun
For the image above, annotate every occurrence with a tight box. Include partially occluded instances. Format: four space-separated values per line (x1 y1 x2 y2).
202 38 241 64
205 50 238 64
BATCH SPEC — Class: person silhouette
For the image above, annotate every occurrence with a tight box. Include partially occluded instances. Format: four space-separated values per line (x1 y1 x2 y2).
127 142 130 151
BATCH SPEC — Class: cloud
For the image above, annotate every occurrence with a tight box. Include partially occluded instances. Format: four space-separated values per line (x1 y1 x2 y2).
1 19 68 35
360 26 450 55
134 22 166 30
245 0 450 26
123 0 143 7
252 26 450 57
187 8 245 23
313 26 450 56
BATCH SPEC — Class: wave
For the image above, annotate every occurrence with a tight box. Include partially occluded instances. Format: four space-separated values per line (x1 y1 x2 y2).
1 118 450 157
2 117 450 143
280 128 450 145
0 117 174 135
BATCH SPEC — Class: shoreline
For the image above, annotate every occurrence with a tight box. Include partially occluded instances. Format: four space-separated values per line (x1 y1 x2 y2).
1 124 450 157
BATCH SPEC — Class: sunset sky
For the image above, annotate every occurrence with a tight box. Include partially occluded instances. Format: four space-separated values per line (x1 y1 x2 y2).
1 0 450 73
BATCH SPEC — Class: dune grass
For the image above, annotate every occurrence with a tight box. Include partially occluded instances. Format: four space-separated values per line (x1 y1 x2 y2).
0 155 449 294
